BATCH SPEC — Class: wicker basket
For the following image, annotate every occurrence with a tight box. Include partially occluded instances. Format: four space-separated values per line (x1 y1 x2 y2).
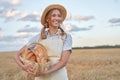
20 42 51 73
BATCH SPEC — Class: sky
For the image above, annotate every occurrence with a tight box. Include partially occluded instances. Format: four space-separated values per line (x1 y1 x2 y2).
0 0 120 52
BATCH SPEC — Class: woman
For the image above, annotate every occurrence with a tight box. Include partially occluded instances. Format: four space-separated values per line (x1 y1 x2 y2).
14 4 72 80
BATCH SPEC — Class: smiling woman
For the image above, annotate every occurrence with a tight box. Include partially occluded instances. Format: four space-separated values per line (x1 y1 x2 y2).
1 0 120 52
14 4 72 80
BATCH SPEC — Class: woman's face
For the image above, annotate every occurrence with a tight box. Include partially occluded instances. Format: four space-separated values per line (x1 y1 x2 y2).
47 9 63 28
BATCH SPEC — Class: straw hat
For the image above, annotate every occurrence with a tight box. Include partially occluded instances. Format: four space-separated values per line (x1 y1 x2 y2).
41 4 67 26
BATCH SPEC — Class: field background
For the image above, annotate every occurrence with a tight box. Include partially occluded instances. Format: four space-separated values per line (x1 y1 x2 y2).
0 48 120 80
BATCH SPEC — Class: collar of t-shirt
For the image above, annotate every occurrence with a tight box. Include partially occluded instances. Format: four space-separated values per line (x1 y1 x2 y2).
46 29 61 38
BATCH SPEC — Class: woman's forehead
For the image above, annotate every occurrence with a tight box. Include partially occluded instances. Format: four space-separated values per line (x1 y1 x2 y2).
48 8 62 15
51 9 61 14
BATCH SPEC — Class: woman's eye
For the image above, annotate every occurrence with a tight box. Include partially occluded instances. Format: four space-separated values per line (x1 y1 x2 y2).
58 14 62 17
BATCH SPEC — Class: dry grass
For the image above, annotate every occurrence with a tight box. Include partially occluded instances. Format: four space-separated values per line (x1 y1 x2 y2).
0 48 120 80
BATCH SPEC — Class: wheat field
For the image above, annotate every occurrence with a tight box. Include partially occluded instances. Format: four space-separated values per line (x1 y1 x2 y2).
0 48 120 80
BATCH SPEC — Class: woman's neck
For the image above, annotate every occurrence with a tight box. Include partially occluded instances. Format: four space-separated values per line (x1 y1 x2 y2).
48 27 58 35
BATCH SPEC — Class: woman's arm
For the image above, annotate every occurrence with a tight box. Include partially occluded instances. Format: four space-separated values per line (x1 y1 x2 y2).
14 45 33 71
14 46 26 68
47 50 71 73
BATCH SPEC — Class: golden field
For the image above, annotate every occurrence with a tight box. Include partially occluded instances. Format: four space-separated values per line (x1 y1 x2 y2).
0 48 120 80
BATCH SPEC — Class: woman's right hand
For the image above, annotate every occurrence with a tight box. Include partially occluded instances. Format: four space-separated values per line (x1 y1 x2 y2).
22 64 35 72
23 64 38 77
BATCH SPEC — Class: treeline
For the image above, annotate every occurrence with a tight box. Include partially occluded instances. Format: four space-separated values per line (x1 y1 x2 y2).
72 45 120 49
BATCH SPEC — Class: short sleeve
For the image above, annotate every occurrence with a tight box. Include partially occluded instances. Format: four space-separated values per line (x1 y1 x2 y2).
26 33 40 46
62 34 72 51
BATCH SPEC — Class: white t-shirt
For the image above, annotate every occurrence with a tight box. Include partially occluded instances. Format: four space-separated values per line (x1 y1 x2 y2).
27 30 72 51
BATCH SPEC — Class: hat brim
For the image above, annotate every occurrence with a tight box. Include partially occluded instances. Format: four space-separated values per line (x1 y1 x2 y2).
41 4 67 26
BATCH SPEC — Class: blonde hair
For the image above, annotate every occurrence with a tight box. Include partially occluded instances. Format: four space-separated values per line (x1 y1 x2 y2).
41 8 66 39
